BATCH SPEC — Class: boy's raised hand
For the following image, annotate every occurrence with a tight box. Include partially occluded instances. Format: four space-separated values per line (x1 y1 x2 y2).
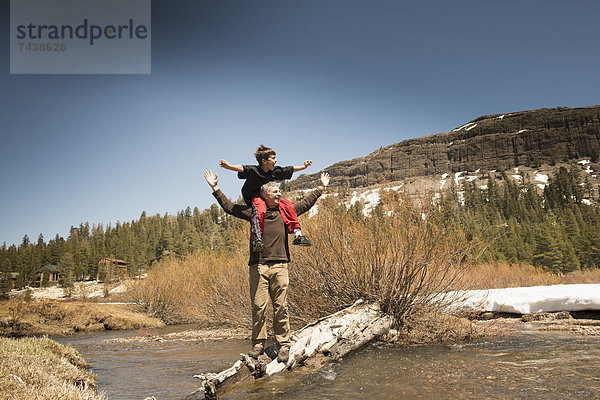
219 160 244 173
219 159 230 169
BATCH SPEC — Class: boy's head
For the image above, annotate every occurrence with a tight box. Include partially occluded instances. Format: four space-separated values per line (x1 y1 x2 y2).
255 145 277 170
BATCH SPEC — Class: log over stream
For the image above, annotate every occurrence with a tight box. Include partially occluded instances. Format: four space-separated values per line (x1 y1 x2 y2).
185 299 393 400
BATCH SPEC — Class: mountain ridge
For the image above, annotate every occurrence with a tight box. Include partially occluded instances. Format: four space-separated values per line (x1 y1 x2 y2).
292 105 600 190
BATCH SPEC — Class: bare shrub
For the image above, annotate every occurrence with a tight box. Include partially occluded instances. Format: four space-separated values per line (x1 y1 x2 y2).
127 241 249 326
290 191 478 326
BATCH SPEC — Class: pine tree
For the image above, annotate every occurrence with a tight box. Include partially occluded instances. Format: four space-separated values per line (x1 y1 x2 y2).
59 252 75 297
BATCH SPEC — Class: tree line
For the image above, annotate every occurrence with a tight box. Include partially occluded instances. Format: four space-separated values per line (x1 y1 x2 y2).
437 166 600 273
0 203 244 291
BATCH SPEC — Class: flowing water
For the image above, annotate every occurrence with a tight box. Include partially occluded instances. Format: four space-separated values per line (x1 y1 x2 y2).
58 325 600 399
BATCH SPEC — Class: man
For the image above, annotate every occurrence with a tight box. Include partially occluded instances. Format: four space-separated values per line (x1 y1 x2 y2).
204 169 329 364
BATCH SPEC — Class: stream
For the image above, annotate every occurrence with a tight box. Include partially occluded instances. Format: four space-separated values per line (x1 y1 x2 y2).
57 324 600 399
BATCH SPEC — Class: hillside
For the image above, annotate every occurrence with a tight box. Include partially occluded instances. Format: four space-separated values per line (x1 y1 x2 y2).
292 105 600 190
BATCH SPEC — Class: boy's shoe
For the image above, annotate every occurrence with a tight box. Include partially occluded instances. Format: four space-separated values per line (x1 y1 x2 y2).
252 239 265 253
248 343 264 359
277 346 290 364
292 235 311 246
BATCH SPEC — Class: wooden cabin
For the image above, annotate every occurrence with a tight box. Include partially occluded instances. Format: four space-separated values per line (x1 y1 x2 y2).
97 258 128 282
35 264 62 286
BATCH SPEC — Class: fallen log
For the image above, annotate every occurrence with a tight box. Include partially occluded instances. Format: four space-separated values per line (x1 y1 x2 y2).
185 299 393 400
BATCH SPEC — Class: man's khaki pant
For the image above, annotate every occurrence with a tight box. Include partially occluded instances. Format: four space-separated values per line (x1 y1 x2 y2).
249 262 290 348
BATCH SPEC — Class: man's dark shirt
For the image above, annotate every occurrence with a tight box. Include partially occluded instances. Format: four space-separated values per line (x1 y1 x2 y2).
238 165 294 205
212 188 322 265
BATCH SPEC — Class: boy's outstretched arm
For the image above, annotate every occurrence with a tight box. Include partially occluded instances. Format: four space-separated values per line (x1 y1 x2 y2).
219 159 244 173
293 160 312 172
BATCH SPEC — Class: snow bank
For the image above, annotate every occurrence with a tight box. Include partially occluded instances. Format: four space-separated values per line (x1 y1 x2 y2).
451 284 600 314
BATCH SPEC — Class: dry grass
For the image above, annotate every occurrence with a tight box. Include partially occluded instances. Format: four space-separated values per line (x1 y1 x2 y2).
0 300 164 337
0 336 106 400
127 244 250 326
461 262 600 289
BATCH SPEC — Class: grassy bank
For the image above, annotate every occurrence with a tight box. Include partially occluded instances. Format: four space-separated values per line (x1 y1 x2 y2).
0 336 106 400
0 300 164 337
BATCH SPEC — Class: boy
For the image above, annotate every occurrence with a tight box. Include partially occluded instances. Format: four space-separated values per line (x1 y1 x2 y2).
219 145 312 252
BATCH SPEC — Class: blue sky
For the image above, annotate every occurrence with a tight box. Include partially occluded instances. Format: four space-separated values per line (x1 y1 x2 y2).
1 0 599 246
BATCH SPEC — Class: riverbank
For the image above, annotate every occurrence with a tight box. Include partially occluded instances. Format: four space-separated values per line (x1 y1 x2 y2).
0 300 164 337
0 336 106 400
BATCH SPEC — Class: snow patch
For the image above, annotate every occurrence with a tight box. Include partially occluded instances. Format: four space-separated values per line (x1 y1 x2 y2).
450 284 600 314
454 172 464 186
578 159 590 165
308 204 319 218
512 175 523 182
465 123 477 131
498 115 505 119
457 190 465 206
439 173 449 190
348 188 381 216
518 129 527 134
534 173 548 184
582 199 592 205
453 122 477 132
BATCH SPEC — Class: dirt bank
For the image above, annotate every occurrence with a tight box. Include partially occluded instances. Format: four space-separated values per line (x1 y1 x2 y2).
473 310 600 336
0 300 164 337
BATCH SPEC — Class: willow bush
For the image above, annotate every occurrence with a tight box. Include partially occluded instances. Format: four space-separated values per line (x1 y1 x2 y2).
290 191 479 326
127 230 249 325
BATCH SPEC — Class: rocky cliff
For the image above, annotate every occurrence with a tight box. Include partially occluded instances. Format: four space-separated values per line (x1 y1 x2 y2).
293 105 600 189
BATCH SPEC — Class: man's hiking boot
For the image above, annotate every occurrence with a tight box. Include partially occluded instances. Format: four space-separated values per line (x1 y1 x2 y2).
248 343 264 359
252 239 265 253
277 346 290 364
292 235 311 246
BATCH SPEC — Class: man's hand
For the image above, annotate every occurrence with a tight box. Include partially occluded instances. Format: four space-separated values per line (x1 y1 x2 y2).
204 170 219 191
318 172 330 190
304 160 313 168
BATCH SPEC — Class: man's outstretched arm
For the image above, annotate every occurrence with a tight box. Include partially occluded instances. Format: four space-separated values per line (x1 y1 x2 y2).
295 172 330 216
204 170 251 220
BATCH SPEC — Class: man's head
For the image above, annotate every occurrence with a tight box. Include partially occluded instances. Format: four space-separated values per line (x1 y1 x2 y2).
255 145 277 172
260 181 281 207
